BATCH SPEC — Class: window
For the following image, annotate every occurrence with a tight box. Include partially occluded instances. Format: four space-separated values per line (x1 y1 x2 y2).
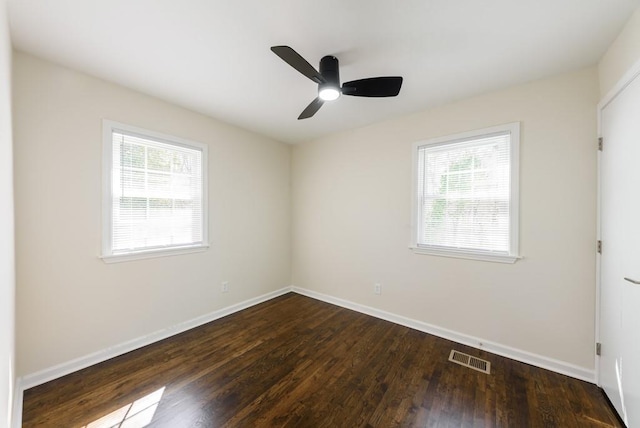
411 123 519 263
102 121 208 262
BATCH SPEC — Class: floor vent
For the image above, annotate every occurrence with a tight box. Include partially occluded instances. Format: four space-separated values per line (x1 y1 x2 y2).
448 350 491 374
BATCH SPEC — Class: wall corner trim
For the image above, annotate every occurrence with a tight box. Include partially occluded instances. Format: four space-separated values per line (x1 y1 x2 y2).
291 286 595 383
12 378 23 428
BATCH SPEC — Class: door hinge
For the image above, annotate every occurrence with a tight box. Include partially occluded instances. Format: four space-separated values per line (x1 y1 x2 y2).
597 240 602 254
598 137 603 151
596 342 602 356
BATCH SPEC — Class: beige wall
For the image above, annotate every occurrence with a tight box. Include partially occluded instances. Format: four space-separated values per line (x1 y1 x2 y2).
599 7 640 96
16 8 637 381
0 0 14 424
13 52 291 376
292 67 599 370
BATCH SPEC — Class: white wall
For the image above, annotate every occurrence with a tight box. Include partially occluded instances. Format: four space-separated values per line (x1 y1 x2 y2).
0 0 15 425
13 52 291 376
599 7 640 97
292 67 599 371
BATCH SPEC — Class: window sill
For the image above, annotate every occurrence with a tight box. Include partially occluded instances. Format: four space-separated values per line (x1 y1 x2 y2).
100 244 209 264
409 246 520 264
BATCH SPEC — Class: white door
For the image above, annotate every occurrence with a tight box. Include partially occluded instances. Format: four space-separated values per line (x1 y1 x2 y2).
599 71 640 427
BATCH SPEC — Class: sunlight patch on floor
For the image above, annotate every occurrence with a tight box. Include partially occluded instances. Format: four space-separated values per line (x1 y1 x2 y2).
82 386 166 428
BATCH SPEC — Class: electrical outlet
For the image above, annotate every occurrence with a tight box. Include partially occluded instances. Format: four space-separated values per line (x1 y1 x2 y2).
221 281 229 293
374 283 381 295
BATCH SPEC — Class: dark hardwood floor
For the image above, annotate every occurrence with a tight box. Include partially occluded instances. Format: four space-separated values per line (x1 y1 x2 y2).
22 293 621 427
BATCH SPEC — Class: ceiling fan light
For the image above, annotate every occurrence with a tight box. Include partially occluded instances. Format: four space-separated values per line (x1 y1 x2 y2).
319 86 340 101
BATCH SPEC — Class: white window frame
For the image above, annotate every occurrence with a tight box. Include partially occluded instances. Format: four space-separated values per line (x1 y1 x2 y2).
101 120 209 263
410 122 520 263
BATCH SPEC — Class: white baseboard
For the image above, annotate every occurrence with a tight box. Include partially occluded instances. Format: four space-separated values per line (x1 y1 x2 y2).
19 287 292 390
291 286 595 383
14 284 595 425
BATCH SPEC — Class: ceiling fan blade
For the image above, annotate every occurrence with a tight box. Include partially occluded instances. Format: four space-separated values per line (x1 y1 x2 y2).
271 46 326 84
298 97 324 120
341 76 403 97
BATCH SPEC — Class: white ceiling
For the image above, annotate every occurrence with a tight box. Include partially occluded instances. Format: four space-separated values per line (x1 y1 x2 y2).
8 0 639 144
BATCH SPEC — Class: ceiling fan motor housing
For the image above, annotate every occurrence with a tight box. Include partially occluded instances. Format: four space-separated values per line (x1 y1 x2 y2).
319 55 340 92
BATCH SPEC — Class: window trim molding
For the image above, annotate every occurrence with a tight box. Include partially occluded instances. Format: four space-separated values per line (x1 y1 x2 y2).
101 120 209 263
100 244 210 264
410 122 520 263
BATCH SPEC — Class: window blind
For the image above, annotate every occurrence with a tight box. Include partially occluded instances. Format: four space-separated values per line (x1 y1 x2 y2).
110 130 204 254
417 132 511 254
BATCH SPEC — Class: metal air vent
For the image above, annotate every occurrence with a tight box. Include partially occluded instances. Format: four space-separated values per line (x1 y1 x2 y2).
448 350 491 374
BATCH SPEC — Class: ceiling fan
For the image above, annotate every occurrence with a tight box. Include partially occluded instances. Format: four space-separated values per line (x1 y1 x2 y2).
270 46 403 120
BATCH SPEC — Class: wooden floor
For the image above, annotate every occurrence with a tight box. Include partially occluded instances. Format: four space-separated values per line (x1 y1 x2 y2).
23 293 621 427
